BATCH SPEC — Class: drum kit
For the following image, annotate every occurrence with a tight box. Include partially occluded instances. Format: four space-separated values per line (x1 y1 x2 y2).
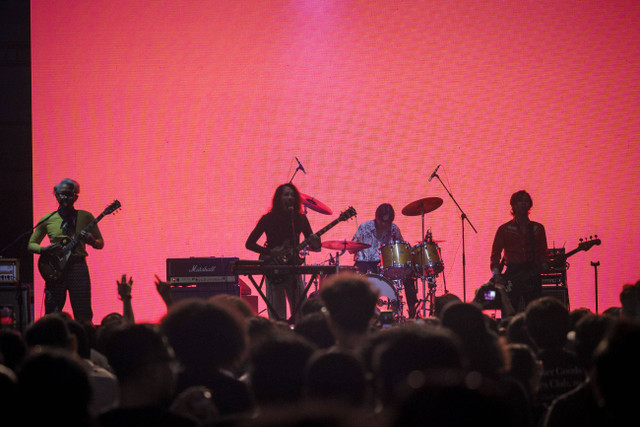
301 191 446 320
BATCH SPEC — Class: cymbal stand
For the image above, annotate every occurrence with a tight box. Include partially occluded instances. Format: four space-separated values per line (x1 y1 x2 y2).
416 212 431 318
431 172 477 302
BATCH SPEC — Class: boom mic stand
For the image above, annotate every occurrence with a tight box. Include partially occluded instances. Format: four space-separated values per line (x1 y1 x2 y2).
431 173 477 302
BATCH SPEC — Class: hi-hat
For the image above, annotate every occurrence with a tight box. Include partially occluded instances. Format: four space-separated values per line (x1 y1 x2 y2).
300 192 332 215
322 240 371 252
402 197 443 216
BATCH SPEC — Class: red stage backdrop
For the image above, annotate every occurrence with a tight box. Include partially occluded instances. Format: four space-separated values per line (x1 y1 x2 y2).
31 1 640 323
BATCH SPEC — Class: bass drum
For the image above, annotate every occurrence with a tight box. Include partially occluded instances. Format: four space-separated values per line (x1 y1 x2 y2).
366 273 399 313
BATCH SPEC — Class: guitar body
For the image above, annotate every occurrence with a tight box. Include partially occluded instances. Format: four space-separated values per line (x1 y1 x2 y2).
38 245 73 283
502 263 542 295
259 244 304 266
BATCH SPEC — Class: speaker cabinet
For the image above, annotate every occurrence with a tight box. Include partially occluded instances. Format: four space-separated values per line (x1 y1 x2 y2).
541 286 569 309
170 284 240 303
0 284 32 332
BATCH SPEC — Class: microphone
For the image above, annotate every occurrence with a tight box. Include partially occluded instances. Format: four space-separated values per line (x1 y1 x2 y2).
428 164 441 182
295 157 307 174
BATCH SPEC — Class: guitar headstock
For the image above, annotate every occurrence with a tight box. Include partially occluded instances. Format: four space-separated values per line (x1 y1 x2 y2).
104 200 122 215
339 207 356 222
578 235 601 252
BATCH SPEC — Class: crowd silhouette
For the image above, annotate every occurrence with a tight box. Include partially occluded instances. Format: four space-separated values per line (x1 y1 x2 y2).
1 273 639 426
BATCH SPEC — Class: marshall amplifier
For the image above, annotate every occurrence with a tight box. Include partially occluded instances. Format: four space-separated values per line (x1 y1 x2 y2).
167 257 239 286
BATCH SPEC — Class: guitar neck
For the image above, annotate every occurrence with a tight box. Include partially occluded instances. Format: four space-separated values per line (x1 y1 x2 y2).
64 212 107 252
294 217 342 253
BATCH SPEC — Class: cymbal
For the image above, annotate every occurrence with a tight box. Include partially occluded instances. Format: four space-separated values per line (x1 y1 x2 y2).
322 240 371 252
402 197 443 216
300 192 332 215
415 240 446 244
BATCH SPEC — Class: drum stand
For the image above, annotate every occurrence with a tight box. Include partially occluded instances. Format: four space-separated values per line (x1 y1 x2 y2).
414 274 438 318
392 278 408 322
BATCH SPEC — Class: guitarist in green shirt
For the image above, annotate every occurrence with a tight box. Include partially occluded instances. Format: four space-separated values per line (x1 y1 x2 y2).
28 178 104 322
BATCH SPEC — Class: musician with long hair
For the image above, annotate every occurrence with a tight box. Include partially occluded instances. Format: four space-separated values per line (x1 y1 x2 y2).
246 183 320 321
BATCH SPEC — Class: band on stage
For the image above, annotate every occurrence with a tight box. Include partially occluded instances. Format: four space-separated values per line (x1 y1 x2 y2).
29 176 565 323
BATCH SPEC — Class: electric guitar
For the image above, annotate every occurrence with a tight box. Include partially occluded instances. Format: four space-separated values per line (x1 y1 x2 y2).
38 200 121 282
499 237 601 292
260 207 356 266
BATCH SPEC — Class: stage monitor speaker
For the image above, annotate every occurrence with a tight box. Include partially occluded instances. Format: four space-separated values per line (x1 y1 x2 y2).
0 283 32 333
170 283 240 303
541 286 569 310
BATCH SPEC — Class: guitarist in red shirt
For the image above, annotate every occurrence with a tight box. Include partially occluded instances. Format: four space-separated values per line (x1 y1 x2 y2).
28 179 104 322
246 183 321 322
490 190 549 312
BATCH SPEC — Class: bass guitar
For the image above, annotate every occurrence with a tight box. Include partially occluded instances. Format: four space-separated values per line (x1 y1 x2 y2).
499 236 601 292
260 206 356 265
38 200 121 282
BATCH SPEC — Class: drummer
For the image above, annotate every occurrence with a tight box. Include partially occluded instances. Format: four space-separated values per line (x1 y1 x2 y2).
352 203 418 318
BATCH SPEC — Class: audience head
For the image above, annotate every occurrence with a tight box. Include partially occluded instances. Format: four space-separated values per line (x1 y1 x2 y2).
593 320 640 423
24 314 74 351
505 312 537 350
305 349 368 406
249 332 315 406
525 297 570 350
573 314 615 371
433 293 462 319
209 294 256 319
294 311 336 349
373 324 466 404
105 323 178 403
320 273 378 335
440 302 505 378
299 297 325 317
0 329 27 371
17 349 92 426
161 298 247 373
619 280 640 320
505 343 541 399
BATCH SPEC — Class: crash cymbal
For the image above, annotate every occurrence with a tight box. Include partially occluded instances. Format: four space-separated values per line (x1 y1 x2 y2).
322 240 371 252
300 192 332 215
401 197 443 216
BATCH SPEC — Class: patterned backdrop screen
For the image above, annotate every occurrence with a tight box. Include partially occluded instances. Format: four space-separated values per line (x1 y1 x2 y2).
31 1 640 322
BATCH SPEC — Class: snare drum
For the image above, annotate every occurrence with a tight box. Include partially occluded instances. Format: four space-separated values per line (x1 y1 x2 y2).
412 241 444 276
366 273 399 313
379 241 413 279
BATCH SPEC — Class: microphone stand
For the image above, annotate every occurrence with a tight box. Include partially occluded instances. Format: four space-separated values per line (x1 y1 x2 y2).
431 173 477 302
289 165 303 183
591 261 600 314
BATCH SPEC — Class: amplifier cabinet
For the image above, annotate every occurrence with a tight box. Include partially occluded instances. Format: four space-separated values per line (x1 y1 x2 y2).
541 286 570 310
0 284 32 332
0 258 19 283
169 283 240 303
167 257 238 286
